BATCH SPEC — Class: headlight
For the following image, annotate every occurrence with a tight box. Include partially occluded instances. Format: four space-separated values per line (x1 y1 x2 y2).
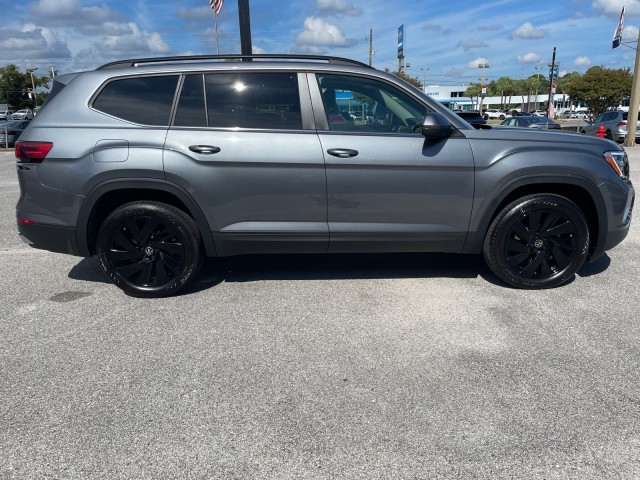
603 150 629 179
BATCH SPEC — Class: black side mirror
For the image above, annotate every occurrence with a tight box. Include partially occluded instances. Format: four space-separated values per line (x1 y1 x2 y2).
421 112 453 139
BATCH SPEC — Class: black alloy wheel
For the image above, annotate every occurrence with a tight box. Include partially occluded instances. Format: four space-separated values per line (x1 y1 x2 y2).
483 194 589 289
97 201 203 298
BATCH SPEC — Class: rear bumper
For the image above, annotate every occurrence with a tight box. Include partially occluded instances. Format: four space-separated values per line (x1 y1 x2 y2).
17 221 82 256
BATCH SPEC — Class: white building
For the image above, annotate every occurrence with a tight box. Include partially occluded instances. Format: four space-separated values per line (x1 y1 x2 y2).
423 84 580 113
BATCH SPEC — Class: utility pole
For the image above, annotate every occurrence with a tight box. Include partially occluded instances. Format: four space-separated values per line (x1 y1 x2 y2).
547 47 557 119
624 32 640 147
368 27 373 66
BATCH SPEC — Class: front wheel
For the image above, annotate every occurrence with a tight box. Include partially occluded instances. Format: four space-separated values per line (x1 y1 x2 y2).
97 201 203 298
483 194 589 289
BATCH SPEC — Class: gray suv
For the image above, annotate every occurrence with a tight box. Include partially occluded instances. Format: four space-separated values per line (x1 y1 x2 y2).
580 110 639 142
15 55 635 297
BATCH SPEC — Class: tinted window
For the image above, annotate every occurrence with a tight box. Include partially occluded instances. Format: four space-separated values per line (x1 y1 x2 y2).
204 73 302 129
93 75 179 125
175 74 207 127
316 74 426 133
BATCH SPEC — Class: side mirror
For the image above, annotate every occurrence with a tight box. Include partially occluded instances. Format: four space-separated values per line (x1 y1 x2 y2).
421 112 453 139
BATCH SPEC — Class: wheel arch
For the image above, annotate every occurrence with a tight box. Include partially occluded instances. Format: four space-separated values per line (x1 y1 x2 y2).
77 179 217 257
464 177 606 259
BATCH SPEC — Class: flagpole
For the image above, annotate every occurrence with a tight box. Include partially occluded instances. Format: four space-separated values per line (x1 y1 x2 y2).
214 12 220 55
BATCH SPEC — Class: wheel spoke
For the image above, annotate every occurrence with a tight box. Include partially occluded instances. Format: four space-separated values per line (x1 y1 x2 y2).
506 238 528 255
528 211 543 234
539 212 561 234
139 218 160 244
161 253 181 274
116 260 147 279
151 241 184 256
155 260 169 285
511 221 533 242
126 219 144 244
545 220 576 237
520 255 543 277
550 244 573 270
112 229 136 251
109 249 142 263
138 262 153 285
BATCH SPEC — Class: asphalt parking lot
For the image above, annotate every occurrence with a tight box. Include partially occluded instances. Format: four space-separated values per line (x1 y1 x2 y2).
0 148 638 479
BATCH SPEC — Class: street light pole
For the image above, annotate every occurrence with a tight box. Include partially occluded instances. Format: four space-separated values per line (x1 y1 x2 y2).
478 63 489 112
28 67 38 110
420 67 429 93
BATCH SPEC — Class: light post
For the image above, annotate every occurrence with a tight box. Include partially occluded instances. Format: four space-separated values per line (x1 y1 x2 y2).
478 63 490 112
28 67 38 110
420 67 429 94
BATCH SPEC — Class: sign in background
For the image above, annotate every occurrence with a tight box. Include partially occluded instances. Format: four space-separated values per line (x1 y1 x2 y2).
398 25 404 59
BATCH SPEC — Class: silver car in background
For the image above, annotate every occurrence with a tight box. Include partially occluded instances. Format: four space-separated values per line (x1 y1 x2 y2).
580 110 638 142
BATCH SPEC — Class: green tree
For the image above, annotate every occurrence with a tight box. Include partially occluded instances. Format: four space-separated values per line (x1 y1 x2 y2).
563 66 632 116
464 83 481 109
0 65 50 110
385 68 423 89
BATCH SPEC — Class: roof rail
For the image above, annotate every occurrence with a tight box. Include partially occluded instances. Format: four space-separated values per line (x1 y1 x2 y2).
97 54 372 70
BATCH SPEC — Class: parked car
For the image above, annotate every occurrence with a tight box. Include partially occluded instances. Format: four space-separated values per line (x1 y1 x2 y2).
0 110 14 121
580 110 638 142
0 120 30 147
483 109 506 120
453 110 487 128
573 110 591 119
11 109 34 120
14 54 634 297
532 110 547 117
499 116 561 130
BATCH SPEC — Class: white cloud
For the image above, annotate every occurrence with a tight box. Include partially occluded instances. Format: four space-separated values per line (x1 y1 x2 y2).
457 39 488 52
296 17 355 48
592 0 640 16
517 52 541 63
30 0 126 28
0 27 71 61
510 22 547 39
423 23 452 35
317 0 363 16
574 56 592 67
467 57 491 68
624 25 639 41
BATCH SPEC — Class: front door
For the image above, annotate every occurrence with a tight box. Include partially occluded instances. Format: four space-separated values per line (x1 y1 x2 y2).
311 73 475 253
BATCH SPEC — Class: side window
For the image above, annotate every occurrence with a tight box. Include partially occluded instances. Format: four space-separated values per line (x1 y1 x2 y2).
316 74 426 133
93 75 179 125
204 72 302 130
175 74 207 127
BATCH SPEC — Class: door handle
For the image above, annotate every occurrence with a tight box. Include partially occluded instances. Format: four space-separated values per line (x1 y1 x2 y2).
327 148 359 158
189 145 221 154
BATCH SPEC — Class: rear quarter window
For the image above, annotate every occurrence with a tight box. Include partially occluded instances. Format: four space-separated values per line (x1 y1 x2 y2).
93 75 179 125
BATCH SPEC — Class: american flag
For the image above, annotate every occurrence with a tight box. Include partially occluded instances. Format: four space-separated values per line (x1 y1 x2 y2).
210 0 223 15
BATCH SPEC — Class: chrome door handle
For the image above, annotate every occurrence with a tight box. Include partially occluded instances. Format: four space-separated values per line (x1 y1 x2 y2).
189 145 221 154
327 148 359 158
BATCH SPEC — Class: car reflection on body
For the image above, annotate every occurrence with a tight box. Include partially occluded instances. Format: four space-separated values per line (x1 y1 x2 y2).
0 120 31 147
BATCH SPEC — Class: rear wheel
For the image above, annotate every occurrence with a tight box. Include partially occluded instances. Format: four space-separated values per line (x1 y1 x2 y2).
97 201 203 298
483 194 589 289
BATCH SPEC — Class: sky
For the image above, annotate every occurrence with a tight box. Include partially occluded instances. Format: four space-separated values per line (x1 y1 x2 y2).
1 0 639 86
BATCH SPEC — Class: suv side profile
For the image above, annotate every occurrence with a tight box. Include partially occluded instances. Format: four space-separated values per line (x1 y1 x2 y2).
15 55 635 297
581 110 639 142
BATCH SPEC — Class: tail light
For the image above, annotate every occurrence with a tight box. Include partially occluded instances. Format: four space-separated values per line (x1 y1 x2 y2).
15 141 53 163
618 122 627 127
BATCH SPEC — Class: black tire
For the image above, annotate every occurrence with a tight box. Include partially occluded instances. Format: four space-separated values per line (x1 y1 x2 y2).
483 194 589 289
606 130 613 140
499 115 505 120
97 201 203 298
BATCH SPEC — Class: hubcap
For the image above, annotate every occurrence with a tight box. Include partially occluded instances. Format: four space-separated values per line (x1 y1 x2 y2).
504 209 578 280
106 216 185 287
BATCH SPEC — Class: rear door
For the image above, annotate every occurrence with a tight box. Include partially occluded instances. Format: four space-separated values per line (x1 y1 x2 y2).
163 71 328 255
309 72 475 253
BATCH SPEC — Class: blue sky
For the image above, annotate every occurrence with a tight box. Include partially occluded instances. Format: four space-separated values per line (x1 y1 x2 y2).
1 0 639 86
